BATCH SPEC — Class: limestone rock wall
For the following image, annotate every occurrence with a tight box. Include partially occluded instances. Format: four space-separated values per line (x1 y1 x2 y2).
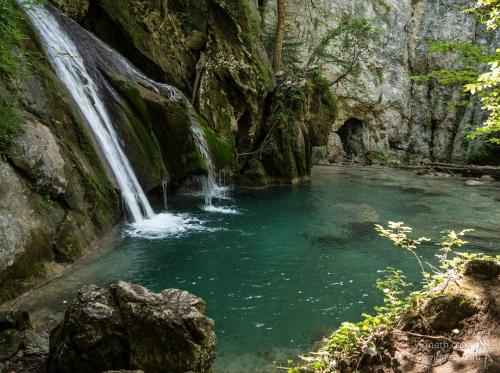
0 23 120 302
262 0 499 163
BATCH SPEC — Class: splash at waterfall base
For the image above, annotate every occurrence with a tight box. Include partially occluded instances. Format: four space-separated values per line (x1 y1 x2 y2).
0 2 237 302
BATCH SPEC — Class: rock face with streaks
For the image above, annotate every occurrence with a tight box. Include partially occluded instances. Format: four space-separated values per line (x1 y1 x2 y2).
262 0 500 164
48 282 216 373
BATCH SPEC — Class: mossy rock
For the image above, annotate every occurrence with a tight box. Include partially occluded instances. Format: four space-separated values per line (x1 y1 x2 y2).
84 0 195 93
404 292 480 333
0 329 23 361
237 70 337 186
463 259 500 280
367 150 389 165
198 116 235 170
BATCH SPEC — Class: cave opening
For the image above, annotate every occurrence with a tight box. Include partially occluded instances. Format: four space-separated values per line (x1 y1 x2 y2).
337 118 366 158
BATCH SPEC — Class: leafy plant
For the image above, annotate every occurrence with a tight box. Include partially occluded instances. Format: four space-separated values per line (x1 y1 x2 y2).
287 222 498 372
40 195 54 211
306 14 380 87
0 93 22 154
375 222 431 281
418 1 500 144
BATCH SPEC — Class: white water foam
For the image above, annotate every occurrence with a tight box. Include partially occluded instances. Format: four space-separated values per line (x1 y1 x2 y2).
22 3 215 236
125 213 216 239
202 205 240 214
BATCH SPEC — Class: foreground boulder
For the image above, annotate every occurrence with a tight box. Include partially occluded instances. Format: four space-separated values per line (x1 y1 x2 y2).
48 282 216 373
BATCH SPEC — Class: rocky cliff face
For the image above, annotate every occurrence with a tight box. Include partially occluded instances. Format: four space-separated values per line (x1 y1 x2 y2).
0 17 120 302
262 0 500 164
54 0 334 185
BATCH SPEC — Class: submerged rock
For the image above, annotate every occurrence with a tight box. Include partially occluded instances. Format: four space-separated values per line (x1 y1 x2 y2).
48 281 216 373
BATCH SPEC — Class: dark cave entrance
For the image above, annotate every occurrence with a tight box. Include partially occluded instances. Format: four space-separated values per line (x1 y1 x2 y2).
337 118 366 157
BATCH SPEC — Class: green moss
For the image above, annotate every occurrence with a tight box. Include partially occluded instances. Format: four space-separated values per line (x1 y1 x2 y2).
68 109 117 226
0 0 28 79
0 90 23 154
0 230 52 303
40 195 54 211
197 115 235 170
114 81 166 186
120 84 151 127
0 0 30 154
367 150 389 164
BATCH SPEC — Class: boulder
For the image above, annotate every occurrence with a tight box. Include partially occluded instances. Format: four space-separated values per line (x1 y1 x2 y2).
238 70 337 185
7 117 68 196
0 310 30 331
0 329 23 361
48 282 216 373
21 330 49 356
0 310 32 362
481 175 495 181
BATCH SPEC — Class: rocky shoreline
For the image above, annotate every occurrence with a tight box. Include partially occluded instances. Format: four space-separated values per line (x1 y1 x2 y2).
1 282 216 373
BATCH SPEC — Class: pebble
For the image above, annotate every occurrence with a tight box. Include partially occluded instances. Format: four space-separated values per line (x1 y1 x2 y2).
480 175 495 181
465 180 484 186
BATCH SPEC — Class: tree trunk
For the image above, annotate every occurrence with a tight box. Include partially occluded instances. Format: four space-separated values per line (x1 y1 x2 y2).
273 0 286 72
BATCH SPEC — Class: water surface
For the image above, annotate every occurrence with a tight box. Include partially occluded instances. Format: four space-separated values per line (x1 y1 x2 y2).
13 166 500 372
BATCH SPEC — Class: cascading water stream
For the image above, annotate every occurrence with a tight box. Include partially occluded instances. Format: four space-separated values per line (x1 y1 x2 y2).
20 3 214 236
22 2 237 225
22 3 153 223
191 123 234 213
190 123 217 207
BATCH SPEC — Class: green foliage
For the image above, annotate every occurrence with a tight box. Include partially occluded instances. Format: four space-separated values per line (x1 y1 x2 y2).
288 222 498 372
0 0 44 153
419 1 500 144
0 0 28 78
40 195 54 211
307 14 380 86
375 222 431 280
465 0 500 29
0 92 22 154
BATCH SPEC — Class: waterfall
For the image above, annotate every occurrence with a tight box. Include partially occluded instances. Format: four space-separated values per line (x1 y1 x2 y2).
190 123 217 207
22 3 154 223
191 123 236 213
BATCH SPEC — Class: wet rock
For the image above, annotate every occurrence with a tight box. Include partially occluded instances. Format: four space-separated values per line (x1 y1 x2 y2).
51 0 89 21
312 146 330 165
463 259 500 281
465 180 485 186
21 330 49 356
0 310 30 331
85 0 195 93
239 71 337 185
48 281 216 373
0 329 23 361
